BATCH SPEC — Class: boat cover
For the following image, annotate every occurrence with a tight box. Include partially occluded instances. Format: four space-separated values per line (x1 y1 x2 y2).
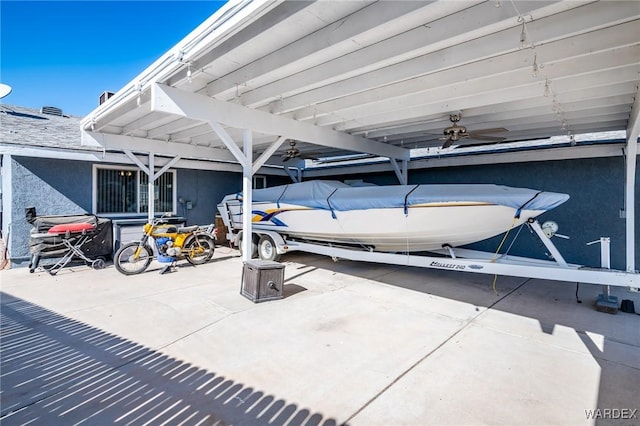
244 180 569 216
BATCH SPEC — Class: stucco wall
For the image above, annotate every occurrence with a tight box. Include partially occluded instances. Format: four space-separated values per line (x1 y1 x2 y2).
8 157 90 266
6 157 244 267
176 169 241 226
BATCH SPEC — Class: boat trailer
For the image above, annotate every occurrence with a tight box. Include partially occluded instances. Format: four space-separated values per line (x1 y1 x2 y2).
217 201 640 291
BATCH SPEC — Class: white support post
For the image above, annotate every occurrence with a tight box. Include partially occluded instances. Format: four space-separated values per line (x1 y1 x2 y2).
148 153 155 222
242 129 253 262
625 84 639 275
588 237 612 298
124 150 180 220
123 150 154 220
625 140 637 272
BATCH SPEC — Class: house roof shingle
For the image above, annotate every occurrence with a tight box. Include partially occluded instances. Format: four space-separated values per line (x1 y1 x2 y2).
0 104 86 150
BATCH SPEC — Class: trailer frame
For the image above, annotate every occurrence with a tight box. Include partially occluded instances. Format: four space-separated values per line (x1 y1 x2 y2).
217 200 640 289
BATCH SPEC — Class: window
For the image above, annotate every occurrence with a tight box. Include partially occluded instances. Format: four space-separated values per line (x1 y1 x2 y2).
253 175 266 189
94 166 176 215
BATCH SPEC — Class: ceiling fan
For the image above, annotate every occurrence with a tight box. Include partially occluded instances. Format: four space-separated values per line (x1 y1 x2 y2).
441 114 507 149
281 139 320 162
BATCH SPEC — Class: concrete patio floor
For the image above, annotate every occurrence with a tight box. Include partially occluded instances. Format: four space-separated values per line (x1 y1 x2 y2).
1 248 638 425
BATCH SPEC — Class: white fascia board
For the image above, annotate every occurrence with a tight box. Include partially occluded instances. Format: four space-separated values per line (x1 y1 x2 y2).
151 83 410 161
0 144 107 162
81 130 238 162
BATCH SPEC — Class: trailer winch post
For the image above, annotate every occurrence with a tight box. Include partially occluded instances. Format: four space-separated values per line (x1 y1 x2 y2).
588 237 618 313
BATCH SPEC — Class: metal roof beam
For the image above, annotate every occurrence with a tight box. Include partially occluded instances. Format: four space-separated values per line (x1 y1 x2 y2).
151 83 409 160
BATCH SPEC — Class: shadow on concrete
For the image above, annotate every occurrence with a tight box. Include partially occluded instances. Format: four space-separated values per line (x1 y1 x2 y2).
284 284 308 298
282 252 640 422
0 292 341 426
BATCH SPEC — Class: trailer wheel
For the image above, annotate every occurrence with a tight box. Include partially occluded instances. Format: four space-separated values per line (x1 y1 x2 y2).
258 235 281 262
236 231 257 258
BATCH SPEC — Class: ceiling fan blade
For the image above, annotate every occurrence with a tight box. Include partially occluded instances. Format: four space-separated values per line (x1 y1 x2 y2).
441 138 455 149
467 135 506 142
468 127 508 135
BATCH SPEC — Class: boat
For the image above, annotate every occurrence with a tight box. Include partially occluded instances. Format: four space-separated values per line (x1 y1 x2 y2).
218 180 569 252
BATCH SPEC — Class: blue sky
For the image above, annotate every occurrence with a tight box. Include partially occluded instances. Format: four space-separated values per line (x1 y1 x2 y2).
1 1 224 117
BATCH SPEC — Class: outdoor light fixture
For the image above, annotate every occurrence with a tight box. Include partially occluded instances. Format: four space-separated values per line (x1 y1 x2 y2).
519 20 527 49
532 54 539 77
135 82 143 107
544 79 550 97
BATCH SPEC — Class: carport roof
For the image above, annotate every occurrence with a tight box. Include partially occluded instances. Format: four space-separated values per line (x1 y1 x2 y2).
80 0 640 167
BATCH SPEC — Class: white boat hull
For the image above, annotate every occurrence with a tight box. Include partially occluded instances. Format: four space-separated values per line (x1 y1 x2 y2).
226 200 545 252
219 180 569 253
